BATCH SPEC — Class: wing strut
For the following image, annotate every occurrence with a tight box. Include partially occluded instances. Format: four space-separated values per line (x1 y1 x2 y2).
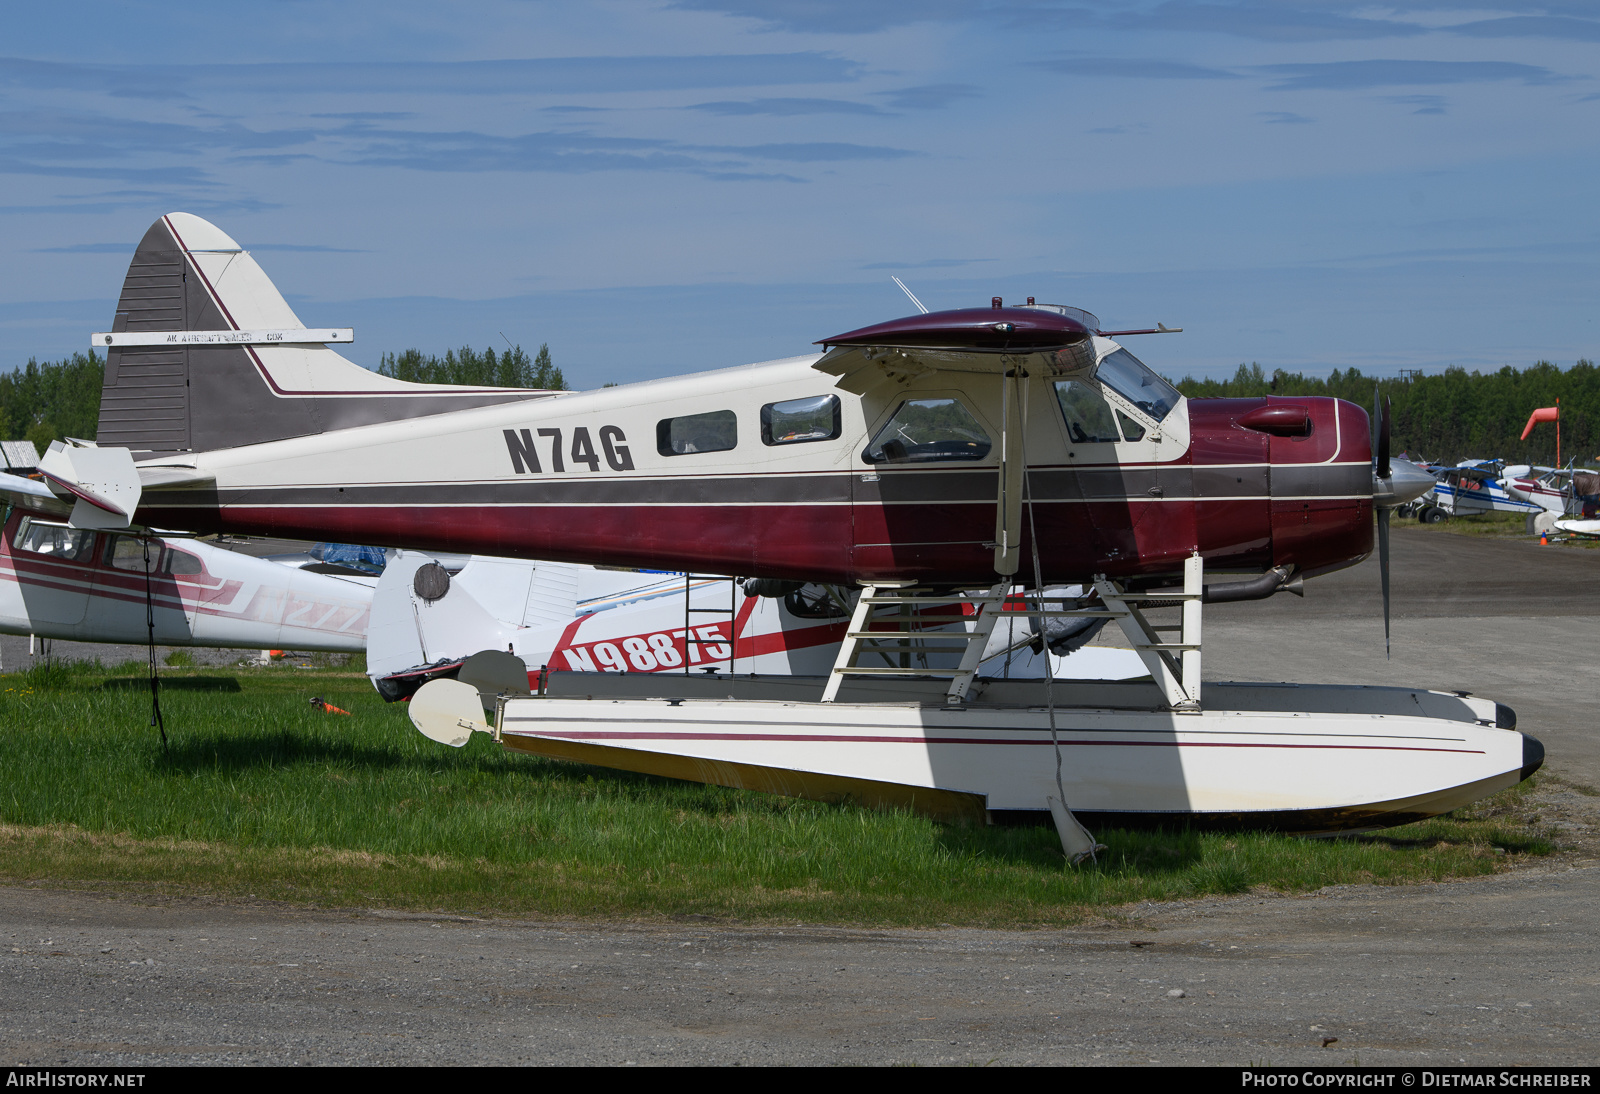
993 364 1024 576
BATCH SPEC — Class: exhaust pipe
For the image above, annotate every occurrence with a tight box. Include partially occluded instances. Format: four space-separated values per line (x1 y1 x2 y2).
1202 565 1302 604
1138 565 1301 606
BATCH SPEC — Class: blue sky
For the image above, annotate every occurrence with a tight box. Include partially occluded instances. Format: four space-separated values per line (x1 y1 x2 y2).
2 1 1596 387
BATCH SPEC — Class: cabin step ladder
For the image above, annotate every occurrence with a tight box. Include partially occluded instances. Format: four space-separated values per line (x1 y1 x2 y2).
821 580 1012 703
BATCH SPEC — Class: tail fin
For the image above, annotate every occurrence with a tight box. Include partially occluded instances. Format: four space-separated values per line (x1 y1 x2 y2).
366 552 519 679
97 212 555 458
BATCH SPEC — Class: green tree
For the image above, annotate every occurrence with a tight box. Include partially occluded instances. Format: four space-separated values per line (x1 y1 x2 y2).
0 351 105 454
377 342 565 390
1171 359 1600 467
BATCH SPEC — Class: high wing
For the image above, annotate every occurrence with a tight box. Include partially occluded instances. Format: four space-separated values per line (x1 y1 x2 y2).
0 470 70 521
811 304 1099 394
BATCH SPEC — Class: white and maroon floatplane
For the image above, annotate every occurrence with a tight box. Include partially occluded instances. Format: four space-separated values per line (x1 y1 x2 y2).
11 210 1541 847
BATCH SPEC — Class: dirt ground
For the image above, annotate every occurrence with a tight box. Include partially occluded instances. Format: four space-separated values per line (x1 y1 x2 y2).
2 526 1598 1066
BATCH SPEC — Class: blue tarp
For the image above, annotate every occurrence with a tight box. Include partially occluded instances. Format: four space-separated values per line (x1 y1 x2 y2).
309 542 388 573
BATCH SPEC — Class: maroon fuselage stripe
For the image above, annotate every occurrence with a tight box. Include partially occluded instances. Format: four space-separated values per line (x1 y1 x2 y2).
138 493 1372 586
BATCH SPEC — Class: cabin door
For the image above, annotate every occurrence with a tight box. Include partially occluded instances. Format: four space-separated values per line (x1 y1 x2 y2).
94 534 195 643
850 391 1000 581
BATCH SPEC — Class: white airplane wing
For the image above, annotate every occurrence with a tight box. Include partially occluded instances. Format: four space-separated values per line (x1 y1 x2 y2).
0 470 72 520
811 306 1104 394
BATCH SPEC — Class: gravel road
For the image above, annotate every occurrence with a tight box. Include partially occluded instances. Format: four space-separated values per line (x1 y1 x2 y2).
3 856 1596 1067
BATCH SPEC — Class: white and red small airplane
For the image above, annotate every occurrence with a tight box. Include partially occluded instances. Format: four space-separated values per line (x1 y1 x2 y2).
1503 465 1573 516
0 474 372 653
364 551 1146 700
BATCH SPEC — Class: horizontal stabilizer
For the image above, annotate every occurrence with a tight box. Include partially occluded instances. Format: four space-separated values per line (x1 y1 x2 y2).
37 442 141 530
94 328 353 348
136 464 217 490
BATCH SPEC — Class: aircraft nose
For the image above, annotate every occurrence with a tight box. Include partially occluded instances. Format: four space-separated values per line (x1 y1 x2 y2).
1375 458 1435 508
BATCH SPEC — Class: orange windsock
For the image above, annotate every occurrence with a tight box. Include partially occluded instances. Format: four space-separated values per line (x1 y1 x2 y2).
1521 406 1559 441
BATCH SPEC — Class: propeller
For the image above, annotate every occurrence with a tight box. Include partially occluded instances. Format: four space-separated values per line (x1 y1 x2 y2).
1373 388 1391 482
1372 388 1393 658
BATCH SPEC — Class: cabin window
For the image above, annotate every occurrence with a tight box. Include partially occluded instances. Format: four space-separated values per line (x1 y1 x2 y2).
104 534 155 572
161 548 203 576
657 410 737 456
1094 348 1180 422
863 398 992 464
761 395 840 446
1115 409 1146 443
1054 381 1122 444
11 518 95 562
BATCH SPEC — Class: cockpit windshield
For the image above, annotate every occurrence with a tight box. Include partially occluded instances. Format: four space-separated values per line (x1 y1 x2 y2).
1095 348 1181 423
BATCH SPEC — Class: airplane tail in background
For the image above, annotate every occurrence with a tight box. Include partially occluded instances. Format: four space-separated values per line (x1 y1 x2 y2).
366 553 521 681
96 213 559 458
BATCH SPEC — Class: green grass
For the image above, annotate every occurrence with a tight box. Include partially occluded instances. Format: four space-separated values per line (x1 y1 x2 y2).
1401 511 1529 538
1399 510 1600 548
0 661 1557 926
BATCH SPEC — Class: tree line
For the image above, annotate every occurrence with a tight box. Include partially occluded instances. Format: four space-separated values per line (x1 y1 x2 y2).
1172 360 1600 467
377 343 564 390
0 343 567 455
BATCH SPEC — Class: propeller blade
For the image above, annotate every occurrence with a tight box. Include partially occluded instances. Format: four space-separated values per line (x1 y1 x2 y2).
1371 386 1379 467
1369 388 1395 483
1378 507 1391 659
1378 395 1392 482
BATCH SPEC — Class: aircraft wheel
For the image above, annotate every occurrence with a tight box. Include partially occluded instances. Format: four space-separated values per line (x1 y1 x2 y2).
1422 506 1448 524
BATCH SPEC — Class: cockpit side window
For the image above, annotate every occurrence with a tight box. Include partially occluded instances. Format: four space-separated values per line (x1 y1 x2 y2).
863 398 992 464
1054 381 1121 444
1094 348 1180 423
11 517 96 562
